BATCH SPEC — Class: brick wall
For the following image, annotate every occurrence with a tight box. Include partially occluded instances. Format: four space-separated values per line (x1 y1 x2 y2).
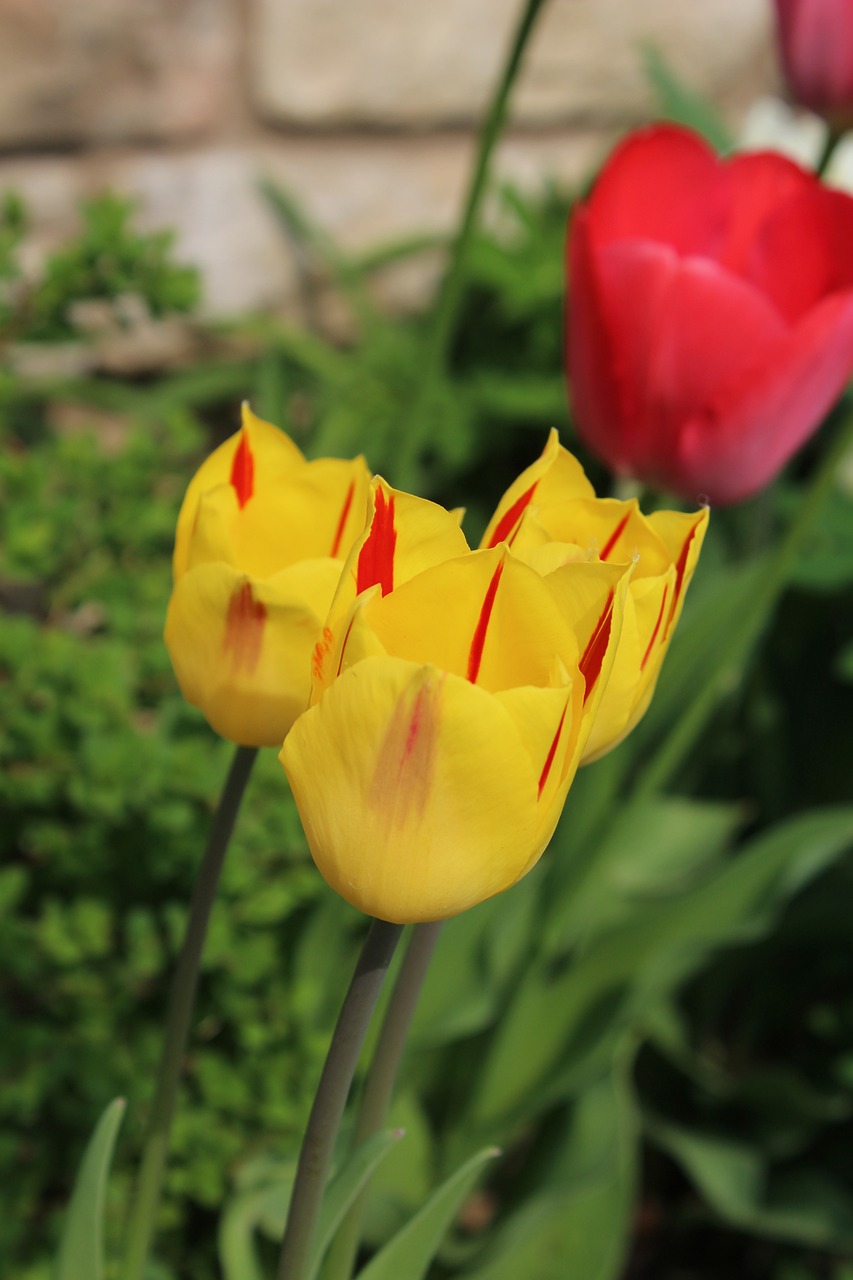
0 0 778 319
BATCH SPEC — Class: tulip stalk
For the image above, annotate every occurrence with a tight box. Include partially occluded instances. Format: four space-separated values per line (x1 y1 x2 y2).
123 743 258 1280
418 0 548 387
321 921 444 1280
276 918 404 1280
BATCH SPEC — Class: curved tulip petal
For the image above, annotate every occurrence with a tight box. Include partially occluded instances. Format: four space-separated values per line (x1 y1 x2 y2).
280 658 541 923
357 547 581 693
165 558 342 747
496 677 582 864
645 507 710 641
481 428 593 549
327 478 471 629
567 206 632 474
678 289 853 503
186 456 370 579
592 240 787 493
584 124 727 257
580 571 671 762
174 404 305 579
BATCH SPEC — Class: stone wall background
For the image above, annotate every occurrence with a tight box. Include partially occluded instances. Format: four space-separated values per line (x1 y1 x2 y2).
0 0 780 319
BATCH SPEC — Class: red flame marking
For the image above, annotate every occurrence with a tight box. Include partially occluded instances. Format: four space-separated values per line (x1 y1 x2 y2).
229 431 255 509
665 521 699 637
487 481 539 548
330 480 356 559
223 582 266 674
641 584 669 671
312 626 334 683
484 481 537 547
356 488 397 596
578 590 614 705
467 560 504 684
599 512 630 561
538 701 569 798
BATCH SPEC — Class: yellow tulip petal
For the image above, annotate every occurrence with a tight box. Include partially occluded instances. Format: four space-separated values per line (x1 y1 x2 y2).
328 478 470 627
544 560 630 702
165 558 341 747
481 428 594 549
522 497 672 578
646 506 710 641
173 405 306 579
280 658 541 923
579 570 672 762
496 675 584 864
187 456 370 580
512 535 595 575
356 546 580 693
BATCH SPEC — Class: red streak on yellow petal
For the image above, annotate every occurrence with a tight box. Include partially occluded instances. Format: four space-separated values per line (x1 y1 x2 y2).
641 584 669 671
579 589 614 705
229 431 255 509
665 519 700 637
599 512 630 561
538 700 569 798
487 482 538 548
467 559 505 684
223 582 266 674
336 611 358 678
313 626 334 683
370 673 441 827
330 480 356 558
357 487 397 596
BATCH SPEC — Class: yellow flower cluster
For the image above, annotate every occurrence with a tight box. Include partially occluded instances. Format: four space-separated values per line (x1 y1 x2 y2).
166 406 707 923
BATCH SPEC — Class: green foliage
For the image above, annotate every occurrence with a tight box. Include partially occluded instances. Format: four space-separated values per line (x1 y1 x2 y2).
0 409 330 1274
55 1099 125 1280
2 154 852 1280
0 191 200 344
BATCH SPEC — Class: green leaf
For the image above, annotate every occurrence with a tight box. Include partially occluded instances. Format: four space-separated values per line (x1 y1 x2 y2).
648 1118 853 1250
462 1069 637 1280
308 1130 407 1280
356 1147 499 1280
544 796 744 951
471 809 853 1130
219 1133 404 1280
54 1097 125 1280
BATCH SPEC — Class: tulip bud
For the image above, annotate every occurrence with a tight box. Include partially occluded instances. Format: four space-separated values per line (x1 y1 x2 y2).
281 478 631 923
483 429 707 761
774 0 853 126
567 123 853 504
165 404 370 747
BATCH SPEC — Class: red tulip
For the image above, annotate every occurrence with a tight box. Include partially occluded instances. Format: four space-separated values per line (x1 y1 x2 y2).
774 0 853 120
567 123 853 504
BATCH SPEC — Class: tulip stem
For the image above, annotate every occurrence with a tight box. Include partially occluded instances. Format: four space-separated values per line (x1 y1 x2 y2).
637 407 853 799
321 921 444 1280
425 0 545 373
122 743 258 1280
422 0 549 383
817 124 843 177
276 918 404 1280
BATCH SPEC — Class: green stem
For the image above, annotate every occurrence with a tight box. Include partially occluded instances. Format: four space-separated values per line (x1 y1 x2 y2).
321 922 444 1280
636 409 853 800
276 918 404 1280
420 0 549 384
122 743 258 1280
817 123 843 177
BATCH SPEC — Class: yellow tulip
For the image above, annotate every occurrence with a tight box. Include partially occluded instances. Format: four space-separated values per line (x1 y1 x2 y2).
165 404 371 747
280 479 631 923
482 429 708 761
